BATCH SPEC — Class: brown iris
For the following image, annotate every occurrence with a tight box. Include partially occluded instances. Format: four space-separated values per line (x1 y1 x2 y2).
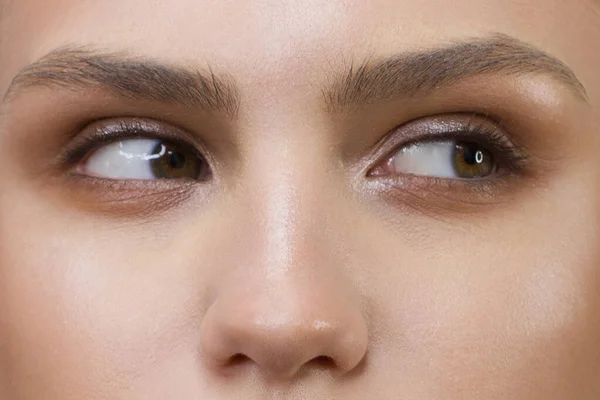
149 141 206 179
453 142 495 178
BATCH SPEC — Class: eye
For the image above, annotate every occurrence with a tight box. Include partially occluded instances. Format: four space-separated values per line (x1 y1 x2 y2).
80 138 210 180
388 140 497 179
367 115 529 182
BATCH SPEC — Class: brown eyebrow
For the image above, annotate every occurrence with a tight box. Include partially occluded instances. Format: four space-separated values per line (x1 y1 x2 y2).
2 47 241 118
323 34 588 112
2 35 587 118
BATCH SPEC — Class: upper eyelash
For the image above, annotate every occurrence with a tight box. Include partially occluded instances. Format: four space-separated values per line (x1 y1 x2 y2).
372 115 530 176
61 115 529 183
419 121 528 169
59 119 204 167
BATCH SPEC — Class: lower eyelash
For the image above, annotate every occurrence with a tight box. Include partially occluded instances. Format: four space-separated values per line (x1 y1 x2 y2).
57 119 204 170
368 114 531 180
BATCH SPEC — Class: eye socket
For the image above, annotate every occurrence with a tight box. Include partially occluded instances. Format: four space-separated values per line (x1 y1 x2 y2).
79 138 210 181
388 140 496 179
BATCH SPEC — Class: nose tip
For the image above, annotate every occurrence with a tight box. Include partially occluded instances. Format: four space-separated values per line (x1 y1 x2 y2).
199 295 368 380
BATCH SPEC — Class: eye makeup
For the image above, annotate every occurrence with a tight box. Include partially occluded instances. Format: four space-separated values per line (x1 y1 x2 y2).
58 118 209 172
46 108 537 218
40 117 216 217
367 114 530 180
357 113 535 214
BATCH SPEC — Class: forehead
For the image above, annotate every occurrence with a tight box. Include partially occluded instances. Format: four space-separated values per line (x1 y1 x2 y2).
1 0 599 105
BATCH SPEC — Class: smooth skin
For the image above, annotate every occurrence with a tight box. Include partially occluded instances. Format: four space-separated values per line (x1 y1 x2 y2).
1 0 600 399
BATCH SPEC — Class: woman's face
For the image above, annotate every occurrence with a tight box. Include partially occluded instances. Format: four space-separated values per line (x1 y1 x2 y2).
1 0 599 398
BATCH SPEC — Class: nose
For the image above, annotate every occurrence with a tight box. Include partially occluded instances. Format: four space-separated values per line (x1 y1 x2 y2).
199 271 369 380
198 134 369 381
199 180 369 380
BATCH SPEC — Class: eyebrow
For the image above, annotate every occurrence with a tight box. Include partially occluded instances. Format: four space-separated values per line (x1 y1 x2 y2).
3 35 587 118
323 34 588 112
3 47 241 118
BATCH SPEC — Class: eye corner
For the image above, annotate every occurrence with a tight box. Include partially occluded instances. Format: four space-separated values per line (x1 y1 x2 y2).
366 157 393 178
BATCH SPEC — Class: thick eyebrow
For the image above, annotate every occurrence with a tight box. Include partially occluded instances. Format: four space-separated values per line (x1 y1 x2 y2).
2 47 240 118
323 34 588 112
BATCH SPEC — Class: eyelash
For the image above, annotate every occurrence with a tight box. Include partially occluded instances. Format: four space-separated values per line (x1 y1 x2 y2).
368 115 529 179
59 119 206 168
60 114 529 191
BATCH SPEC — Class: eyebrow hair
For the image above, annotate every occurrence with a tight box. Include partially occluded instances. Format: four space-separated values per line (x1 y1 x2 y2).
3 47 241 118
323 34 588 112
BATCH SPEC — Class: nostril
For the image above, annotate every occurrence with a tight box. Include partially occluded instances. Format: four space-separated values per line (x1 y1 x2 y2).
227 353 337 374
200 291 369 380
310 355 337 369
228 353 250 367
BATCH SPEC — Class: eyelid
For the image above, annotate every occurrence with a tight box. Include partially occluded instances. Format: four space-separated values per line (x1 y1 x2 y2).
366 113 530 178
58 117 211 170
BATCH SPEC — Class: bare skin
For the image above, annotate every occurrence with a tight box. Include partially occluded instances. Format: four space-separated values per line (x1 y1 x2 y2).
0 0 599 399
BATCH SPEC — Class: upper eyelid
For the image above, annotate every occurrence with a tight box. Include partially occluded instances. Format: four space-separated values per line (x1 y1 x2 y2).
365 114 529 176
60 114 528 177
59 118 210 166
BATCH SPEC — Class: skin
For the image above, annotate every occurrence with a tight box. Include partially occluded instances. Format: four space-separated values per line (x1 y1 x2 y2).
1 0 600 398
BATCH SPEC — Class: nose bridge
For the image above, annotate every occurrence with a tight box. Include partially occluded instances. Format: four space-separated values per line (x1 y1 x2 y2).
248 130 336 277
199 134 369 380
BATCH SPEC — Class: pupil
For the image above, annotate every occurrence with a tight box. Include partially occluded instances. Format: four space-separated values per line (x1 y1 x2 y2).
461 144 484 165
168 151 186 169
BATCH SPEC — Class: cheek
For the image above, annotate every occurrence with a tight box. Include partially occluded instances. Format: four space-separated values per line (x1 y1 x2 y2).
364 199 600 397
0 202 205 396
